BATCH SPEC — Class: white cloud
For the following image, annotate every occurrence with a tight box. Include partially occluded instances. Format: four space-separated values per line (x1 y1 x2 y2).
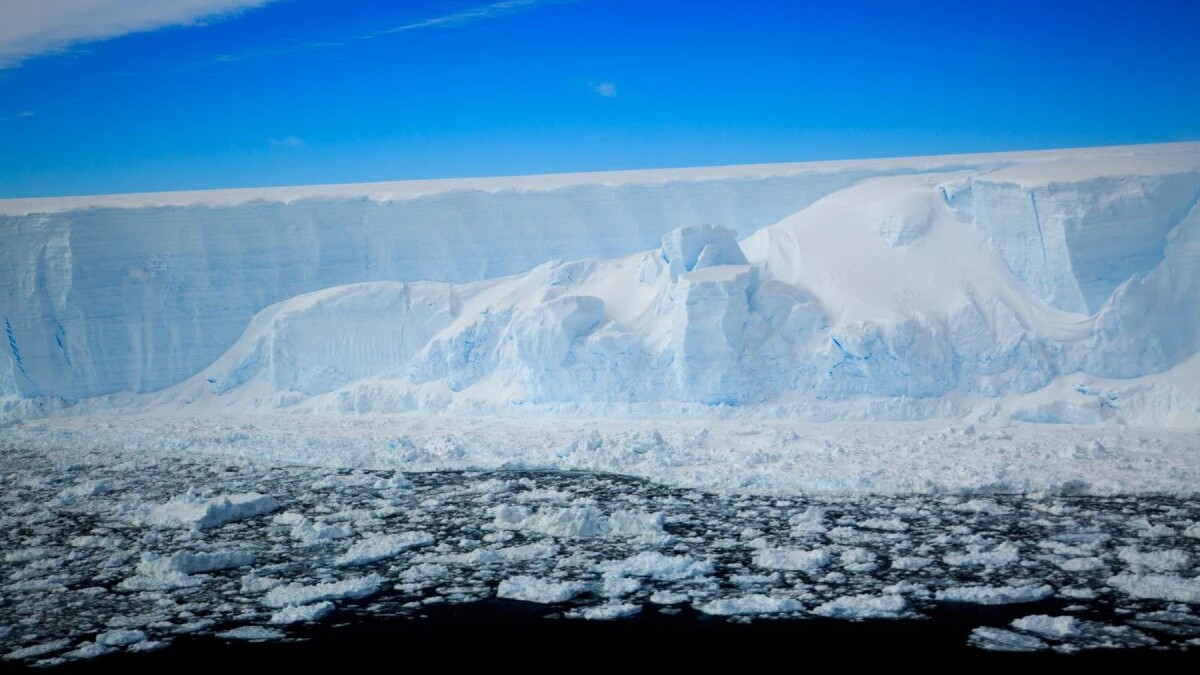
0 111 35 122
590 81 617 97
0 0 277 68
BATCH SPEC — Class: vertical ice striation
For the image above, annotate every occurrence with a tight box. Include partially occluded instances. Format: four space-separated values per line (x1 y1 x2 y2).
971 166 1200 314
0 170 910 400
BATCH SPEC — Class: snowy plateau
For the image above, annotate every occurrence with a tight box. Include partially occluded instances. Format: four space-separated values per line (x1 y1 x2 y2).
2 143 1200 664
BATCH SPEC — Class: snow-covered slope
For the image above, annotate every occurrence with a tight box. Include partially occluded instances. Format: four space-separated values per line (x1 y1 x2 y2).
2 142 1199 429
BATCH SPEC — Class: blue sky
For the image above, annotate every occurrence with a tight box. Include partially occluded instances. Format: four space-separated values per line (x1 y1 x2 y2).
1 0 1198 198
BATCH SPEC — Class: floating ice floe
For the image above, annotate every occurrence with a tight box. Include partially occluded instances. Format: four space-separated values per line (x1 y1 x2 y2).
264 575 384 608
215 626 287 641
1106 574 1200 603
1 452 1196 663
752 547 831 572
270 601 335 625
813 593 907 619
596 552 713 581
136 550 255 576
943 542 1020 567
1011 615 1080 638
288 516 354 544
491 504 665 540
1116 547 1191 572
334 532 434 566
935 584 1054 605
139 491 280 529
497 576 587 604
969 627 1049 652
698 594 805 616
569 602 641 620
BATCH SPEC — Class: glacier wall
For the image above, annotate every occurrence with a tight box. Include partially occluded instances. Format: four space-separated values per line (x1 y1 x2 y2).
0 168 921 399
972 167 1200 314
2 142 1199 412
150 168 1200 423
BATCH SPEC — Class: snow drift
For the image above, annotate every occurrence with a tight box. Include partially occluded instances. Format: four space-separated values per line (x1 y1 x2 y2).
2 142 1199 428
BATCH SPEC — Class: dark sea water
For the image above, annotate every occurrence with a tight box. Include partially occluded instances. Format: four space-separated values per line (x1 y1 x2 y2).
15 599 1200 672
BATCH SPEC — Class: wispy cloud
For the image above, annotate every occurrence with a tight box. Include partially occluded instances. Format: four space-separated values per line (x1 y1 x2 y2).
268 135 305 148
189 0 572 69
372 0 568 36
0 0 574 75
590 81 617 97
0 110 35 122
0 1 279 69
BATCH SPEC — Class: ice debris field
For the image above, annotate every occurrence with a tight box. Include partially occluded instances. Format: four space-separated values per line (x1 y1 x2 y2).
2 447 1199 665
2 142 1200 660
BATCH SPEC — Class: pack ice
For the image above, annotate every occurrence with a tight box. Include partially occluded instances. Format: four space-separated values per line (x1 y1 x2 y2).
1 142 1199 429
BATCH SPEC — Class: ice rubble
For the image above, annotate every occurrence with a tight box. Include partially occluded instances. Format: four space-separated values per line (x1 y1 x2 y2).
3 450 1200 664
0 142 1197 430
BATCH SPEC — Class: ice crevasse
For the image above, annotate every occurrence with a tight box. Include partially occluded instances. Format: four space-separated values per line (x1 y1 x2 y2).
1 142 1199 426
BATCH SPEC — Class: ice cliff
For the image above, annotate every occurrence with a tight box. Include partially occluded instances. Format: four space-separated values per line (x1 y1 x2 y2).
1 159 977 400
2 142 1199 426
